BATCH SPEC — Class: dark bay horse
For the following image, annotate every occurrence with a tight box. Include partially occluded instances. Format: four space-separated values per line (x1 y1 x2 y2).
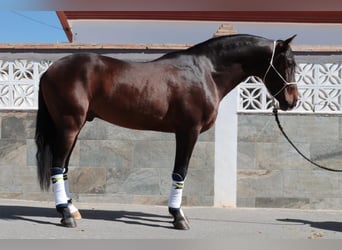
35 34 298 230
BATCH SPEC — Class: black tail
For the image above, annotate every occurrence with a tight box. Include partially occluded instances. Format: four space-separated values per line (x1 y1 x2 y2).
35 73 55 191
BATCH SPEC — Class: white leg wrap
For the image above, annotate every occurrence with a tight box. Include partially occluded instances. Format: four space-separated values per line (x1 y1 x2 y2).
52 174 68 206
63 174 71 201
168 179 184 208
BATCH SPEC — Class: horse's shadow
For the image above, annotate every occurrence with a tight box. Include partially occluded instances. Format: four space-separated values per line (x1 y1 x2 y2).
0 205 173 229
277 218 342 232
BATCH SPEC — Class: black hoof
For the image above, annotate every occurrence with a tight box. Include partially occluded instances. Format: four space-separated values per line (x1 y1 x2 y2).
169 207 190 230
61 217 77 228
57 206 77 228
173 218 190 230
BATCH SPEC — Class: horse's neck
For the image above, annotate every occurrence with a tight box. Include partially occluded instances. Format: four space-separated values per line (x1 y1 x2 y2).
207 52 250 100
207 42 271 100
211 65 247 100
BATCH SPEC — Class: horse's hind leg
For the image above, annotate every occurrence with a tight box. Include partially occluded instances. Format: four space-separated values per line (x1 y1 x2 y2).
51 120 84 228
63 142 82 220
169 129 199 230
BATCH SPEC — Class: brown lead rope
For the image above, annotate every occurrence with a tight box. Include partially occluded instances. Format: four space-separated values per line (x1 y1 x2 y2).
273 107 342 172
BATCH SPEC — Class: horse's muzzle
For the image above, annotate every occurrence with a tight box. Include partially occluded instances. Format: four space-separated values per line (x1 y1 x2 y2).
283 84 298 111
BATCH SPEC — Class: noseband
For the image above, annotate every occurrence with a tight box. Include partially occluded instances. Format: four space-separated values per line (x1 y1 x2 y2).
263 41 297 98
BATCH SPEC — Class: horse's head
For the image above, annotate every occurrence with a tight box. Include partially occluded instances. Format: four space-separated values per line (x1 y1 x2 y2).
263 35 298 111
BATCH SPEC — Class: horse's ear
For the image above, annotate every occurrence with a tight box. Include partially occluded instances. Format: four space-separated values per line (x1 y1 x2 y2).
277 35 296 51
284 34 297 45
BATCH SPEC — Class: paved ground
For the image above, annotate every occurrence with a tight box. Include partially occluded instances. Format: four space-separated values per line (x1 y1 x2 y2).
1 199 342 239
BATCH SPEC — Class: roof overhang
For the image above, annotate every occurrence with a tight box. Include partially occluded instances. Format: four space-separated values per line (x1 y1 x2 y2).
57 11 342 42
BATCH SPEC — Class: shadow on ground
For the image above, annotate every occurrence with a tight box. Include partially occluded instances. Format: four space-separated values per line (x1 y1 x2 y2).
0 205 173 229
277 218 342 232
2 205 342 233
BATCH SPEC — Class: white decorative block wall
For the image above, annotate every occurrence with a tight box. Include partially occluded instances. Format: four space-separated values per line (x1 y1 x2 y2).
238 62 342 113
0 60 52 110
0 58 341 114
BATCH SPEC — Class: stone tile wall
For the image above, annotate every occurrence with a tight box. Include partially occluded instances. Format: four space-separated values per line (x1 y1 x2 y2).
2 110 342 209
237 113 342 209
0 111 215 206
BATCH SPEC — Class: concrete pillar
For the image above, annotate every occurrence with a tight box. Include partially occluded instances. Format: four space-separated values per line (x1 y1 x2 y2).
214 88 238 207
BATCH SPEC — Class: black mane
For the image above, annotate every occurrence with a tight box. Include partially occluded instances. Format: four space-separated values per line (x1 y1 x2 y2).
191 34 269 50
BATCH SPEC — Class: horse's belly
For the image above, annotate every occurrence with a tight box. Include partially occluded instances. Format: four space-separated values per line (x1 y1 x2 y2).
89 100 174 132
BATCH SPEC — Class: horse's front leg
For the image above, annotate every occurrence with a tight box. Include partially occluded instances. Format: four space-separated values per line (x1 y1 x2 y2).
168 129 199 230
